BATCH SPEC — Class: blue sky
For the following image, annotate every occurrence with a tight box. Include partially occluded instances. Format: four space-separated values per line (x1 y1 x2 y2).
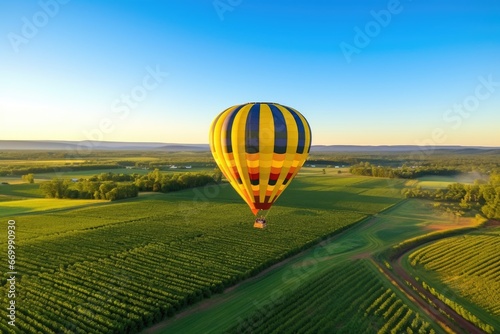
1 0 499 146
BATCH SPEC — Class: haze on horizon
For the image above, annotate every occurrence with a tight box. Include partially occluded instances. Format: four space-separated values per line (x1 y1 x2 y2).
1 0 499 147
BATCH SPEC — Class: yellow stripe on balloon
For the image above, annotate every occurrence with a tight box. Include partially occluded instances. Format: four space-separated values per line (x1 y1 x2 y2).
258 103 274 203
212 105 256 212
268 104 299 202
231 104 255 208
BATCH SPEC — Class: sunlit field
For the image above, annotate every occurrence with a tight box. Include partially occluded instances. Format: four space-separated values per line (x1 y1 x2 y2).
0 151 498 333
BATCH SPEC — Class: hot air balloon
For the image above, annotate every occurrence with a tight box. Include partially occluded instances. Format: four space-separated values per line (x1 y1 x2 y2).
209 102 312 228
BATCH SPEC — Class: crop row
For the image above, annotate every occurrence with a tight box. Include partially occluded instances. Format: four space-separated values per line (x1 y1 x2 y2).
226 260 437 334
409 229 500 317
0 205 366 333
420 281 495 333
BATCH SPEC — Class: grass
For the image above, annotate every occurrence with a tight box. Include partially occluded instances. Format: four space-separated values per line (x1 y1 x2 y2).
0 167 496 333
277 176 405 214
0 173 407 334
416 181 456 189
225 260 437 334
158 199 468 334
415 173 487 189
0 182 44 198
0 198 106 217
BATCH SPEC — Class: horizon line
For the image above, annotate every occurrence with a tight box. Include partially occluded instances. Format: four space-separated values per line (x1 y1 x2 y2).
1 139 500 149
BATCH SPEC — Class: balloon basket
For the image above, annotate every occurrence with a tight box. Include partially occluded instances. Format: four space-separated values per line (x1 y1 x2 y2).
253 217 267 229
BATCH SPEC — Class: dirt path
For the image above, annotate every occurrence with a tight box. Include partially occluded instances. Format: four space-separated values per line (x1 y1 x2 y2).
381 221 500 334
378 252 485 333
373 259 458 333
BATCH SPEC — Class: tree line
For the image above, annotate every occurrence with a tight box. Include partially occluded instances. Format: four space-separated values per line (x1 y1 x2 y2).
40 179 139 201
134 169 221 192
349 162 463 179
402 174 500 219
40 169 220 201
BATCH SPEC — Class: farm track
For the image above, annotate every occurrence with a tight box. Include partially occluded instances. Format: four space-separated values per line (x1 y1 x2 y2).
380 223 499 334
378 257 483 334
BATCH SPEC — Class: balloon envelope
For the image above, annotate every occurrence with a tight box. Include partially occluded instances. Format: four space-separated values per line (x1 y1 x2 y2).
209 102 312 215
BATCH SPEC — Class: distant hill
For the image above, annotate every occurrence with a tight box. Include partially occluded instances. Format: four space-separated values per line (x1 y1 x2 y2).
310 145 500 153
0 140 209 151
0 140 498 153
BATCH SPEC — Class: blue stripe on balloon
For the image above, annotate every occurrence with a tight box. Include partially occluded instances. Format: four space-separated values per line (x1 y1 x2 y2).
225 105 244 153
245 104 260 154
283 106 306 154
269 104 288 154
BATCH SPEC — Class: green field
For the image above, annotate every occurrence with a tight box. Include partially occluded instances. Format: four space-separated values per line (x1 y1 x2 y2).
156 199 481 334
0 173 407 334
0 183 44 198
0 198 106 217
406 229 500 331
414 174 486 189
0 160 498 333
225 260 437 334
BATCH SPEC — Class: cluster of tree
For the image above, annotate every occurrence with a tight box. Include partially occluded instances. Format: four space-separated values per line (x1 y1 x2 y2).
40 179 138 201
21 173 34 183
134 169 220 192
402 174 500 219
87 172 136 182
40 169 221 201
349 162 461 179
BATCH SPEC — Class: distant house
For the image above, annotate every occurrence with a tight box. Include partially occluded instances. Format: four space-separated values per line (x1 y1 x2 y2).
71 178 79 182
335 166 340 169
125 166 134 169
170 165 178 169
185 166 192 169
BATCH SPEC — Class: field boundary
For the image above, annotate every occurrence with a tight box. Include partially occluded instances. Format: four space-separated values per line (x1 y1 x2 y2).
376 221 498 333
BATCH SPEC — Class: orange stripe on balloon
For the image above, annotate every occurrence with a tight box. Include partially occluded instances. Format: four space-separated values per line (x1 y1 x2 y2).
246 153 260 162
248 166 259 174
272 153 286 162
270 166 281 175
